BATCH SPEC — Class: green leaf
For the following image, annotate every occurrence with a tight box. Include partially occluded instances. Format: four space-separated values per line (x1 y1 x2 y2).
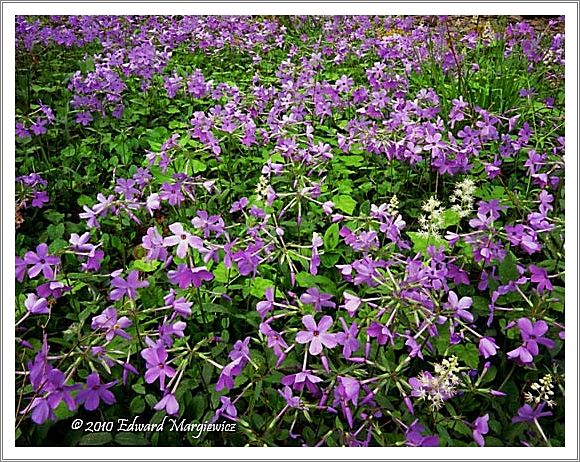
323 223 339 250
340 155 364 167
450 343 480 369
132 258 160 273
249 277 275 298
190 394 206 421
130 396 146 414
407 231 448 253
79 432 113 446
213 262 233 283
332 195 357 215
442 209 461 228
47 223 65 240
114 433 149 446
191 159 207 173
498 251 519 284
131 382 146 395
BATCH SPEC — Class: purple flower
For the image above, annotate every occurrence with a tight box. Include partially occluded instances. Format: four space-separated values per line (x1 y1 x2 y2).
512 403 553 424
229 337 251 363
341 292 361 317
154 392 179 415
16 256 27 283
260 323 288 363
141 345 176 391
229 197 249 213
529 265 553 293
215 357 243 392
142 227 168 261
213 396 237 422
335 318 360 358
91 307 132 341
405 421 439 447
446 290 474 322
164 292 193 318
163 222 205 259
256 287 275 318
15 122 30 138
295 315 337 355
76 372 116 411
24 243 60 279
478 337 498 358
299 287 336 311
109 270 149 301
25 293 49 315
508 318 555 365
281 370 323 394
278 386 301 408
472 414 489 447
31 191 49 208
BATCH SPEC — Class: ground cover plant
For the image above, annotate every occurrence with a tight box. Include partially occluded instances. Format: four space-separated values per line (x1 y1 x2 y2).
14 15 565 447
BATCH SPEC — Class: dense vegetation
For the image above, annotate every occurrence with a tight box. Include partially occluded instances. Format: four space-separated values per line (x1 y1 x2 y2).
15 15 565 447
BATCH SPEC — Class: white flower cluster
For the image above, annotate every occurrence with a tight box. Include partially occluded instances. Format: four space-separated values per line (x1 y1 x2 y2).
418 196 445 238
450 178 476 218
387 194 400 216
525 373 556 408
255 175 270 199
416 356 462 411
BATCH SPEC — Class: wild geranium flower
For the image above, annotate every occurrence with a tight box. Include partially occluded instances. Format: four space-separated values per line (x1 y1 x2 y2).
295 315 337 355
141 344 176 391
91 307 132 341
299 288 336 311
163 222 205 258
24 243 60 279
446 291 474 322
472 414 489 447
76 372 117 411
109 270 149 300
